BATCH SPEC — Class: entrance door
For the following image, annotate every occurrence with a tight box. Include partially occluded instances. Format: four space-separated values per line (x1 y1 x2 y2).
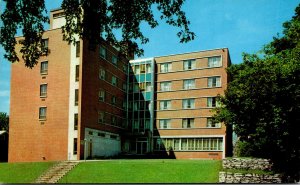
136 141 148 154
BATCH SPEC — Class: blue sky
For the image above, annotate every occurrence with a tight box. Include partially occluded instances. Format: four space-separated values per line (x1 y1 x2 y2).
0 0 299 113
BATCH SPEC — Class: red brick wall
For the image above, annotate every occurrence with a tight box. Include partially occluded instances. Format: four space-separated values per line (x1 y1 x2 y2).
9 29 71 162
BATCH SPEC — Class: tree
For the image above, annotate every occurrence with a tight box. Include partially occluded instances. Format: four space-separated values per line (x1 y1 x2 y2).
0 0 195 68
0 112 9 133
213 4 300 182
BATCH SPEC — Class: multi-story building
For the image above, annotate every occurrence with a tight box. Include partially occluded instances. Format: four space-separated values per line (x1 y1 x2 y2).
9 9 231 162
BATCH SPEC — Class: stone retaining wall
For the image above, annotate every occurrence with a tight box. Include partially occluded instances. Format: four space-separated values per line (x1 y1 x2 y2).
223 158 272 170
219 172 282 183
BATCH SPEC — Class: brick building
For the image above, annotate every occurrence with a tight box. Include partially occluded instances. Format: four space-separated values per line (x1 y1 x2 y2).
9 9 231 162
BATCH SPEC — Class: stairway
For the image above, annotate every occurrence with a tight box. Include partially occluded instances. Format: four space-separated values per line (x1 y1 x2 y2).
34 161 79 183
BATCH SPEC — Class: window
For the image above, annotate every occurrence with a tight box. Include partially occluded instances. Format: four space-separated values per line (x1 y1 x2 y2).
111 116 116 125
112 55 118 65
76 41 80 57
160 100 171 110
75 65 79 81
183 59 196 70
111 76 117 86
139 82 145 91
73 138 77 154
40 84 47 97
160 81 172 91
39 107 47 120
111 96 116 105
208 56 222 67
41 39 49 54
123 65 127 73
182 99 195 109
134 65 140 74
40 61 48 74
99 68 106 80
160 63 172 73
122 101 127 109
183 79 195 89
74 113 78 130
99 46 107 59
207 118 221 128
122 83 127 91
99 90 105 102
181 139 188 150
98 132 105 137
98 112 104 123
208 76 221 87
159 119 171 129
140 64 146 73
207 97 219 107
146 63 152 73
75 89 78 106
182 118 194 128
134 83 139 92
145 82 151 92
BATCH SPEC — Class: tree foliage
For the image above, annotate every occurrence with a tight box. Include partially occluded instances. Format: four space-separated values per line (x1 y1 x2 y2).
213 4 300 182
0 0 195 68
0 112 9 132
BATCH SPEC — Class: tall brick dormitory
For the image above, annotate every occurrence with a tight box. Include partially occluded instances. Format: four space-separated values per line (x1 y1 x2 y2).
9 9 232 162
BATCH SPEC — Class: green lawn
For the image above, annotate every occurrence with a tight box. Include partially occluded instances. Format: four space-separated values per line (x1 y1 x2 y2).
59 159 221 183
0 162 55 183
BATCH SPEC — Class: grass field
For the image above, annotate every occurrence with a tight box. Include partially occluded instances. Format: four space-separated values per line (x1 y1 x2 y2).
0 162 55 183
59 159 222 183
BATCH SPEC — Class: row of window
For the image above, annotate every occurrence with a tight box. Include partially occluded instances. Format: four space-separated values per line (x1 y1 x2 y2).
131 63 152 74
98 90 127 109
98 112 127 128
159 56 222 73
99 46 127 73
154 137 223 151
99 68 127 90
159 97 219 110
159 118 221 129
160 76 221 92
88 130 120 140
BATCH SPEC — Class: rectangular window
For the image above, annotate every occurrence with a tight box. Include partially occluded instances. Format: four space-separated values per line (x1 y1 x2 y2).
75 65 79 82
139 82 145 91
145 82 151 92
111 96 116 105
134 83 139 92
134 65 140 74
99 90 105 102
40 61 48 74
160 81 172 91
122 83 127 91
140 64 146 73
75 89 78 106
182 118 194 128
76 41 80 57
122 101 127 109
182 99 195 109
98 112 104 123
160 63 172 73
99 68 106 80
74 113 78 130
111 116 116 125
159 119 171 129
112 55 118 65
73 138 77 155
208 76 221 87
181 139 188 150
207 97 219 107
41 39 49 54
183 59 196 70
160 100 171 110
112 76 117 86
146 63 152 73
123 65 127 73
183 79 195 89
99 46 107 59
208 56 222 67
39 107 47 120
207 118 221 128
40 84 47 97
